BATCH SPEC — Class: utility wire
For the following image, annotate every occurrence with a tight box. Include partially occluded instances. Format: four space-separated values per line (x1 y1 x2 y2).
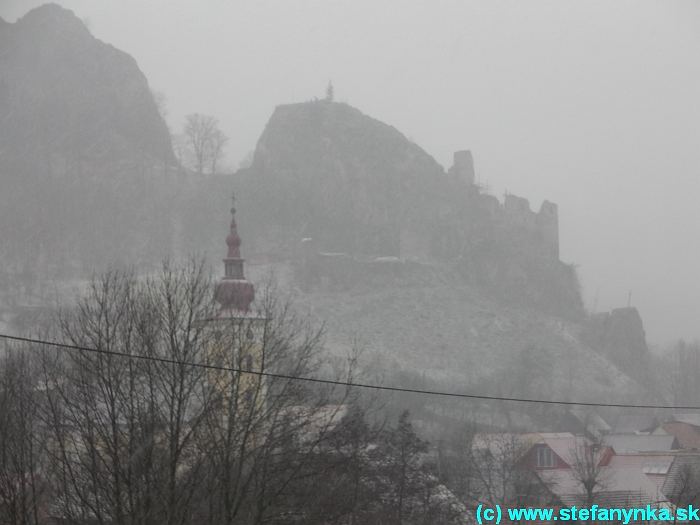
0 333 694 410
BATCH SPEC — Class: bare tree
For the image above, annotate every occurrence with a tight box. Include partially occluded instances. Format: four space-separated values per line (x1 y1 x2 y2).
37 262 218 524
664 456 700 509
183 114 228 175
195 281 359 524
569 436 610 506
208 129 228 175
467 433 547 508
388 410 427 523
32 261 361 524
0 349 45 525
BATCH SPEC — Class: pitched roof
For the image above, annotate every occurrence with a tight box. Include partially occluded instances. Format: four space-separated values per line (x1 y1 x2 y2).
538 466 668 508
472 432 580 464
663 421 700 450
613 414 659 434
473 432 611 469
669 413 700 427
662 453 700 501
567 407 612 438
605 434 677 454
607 453 675 490
540 434 588 467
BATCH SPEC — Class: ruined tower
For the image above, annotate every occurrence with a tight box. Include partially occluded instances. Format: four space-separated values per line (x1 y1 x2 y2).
448 150 476 186
537 200 559 259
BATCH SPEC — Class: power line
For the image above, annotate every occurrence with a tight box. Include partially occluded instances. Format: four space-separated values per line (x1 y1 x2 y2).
0 333 694 410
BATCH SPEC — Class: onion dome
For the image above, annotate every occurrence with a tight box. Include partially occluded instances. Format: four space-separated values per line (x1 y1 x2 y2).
214 201 255 312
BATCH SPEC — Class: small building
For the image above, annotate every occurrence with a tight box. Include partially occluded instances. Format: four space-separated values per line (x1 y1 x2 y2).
660 414 700 451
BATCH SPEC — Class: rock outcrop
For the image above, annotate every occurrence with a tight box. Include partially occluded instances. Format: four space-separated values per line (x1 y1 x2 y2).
236 99 582 317
582 307 651 381
0 3 173 172
0 4 177 292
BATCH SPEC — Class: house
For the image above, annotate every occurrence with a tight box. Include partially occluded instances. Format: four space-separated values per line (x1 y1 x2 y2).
663 453 700 505
472 432 673 511
659 414 700 451
607 453 675 493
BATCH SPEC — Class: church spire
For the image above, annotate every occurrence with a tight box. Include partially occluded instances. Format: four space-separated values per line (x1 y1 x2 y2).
214 194 255 313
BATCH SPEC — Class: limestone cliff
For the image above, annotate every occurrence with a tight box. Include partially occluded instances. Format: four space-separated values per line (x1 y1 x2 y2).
240 100 445 256
0 4 177 293
235 100 582 318
0 3 173 173
582 307 652 382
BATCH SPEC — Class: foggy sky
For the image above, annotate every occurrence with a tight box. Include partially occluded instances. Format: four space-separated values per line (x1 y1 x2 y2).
3 0 699 345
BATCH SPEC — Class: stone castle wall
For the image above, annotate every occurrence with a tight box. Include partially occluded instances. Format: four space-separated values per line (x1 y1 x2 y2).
294 150 572 314
445 150 560 261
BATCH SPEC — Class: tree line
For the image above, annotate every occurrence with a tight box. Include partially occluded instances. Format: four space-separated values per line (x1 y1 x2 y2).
0 260 465 525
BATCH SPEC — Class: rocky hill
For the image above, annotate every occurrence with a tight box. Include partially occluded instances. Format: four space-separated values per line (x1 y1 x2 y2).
0 6 654 428
0 3 173 172
0 4 178 300
233 99 581 319
240 101 445 256
206 99 653 428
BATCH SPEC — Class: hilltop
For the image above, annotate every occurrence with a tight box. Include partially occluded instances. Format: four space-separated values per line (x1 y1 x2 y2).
217 99 653 427
0 6 654 427
232 100 581 319
0 4 178 298
0 3 173 170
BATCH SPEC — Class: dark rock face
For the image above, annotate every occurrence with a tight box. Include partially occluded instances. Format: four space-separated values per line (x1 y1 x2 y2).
237 99 583 318
582 307 651 380
0 3 174 172
0 4 177 287
241 100 446 257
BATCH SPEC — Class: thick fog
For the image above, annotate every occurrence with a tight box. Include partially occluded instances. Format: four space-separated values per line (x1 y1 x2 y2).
3 0 699 345
5 2 700 523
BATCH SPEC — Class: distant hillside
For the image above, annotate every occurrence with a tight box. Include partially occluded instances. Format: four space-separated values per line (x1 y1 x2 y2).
222 99 656 425
0 5 653 422
0 4 178 298
241 258 653 435
0 3 173 172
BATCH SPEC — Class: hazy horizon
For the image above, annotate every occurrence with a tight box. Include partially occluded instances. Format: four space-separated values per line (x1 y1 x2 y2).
3 0 699 345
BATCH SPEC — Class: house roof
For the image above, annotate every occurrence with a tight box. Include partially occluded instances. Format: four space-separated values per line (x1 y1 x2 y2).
669 413 700 427
607 453 674 472
607 453 675 490
472 432 578 463
613 414 659 434
605 434 677 454
568 407 612 438
539 434 589 467
472 432 604 469
474 431 675 511
662 453 700 500
538 466 669 508
662 421 700 450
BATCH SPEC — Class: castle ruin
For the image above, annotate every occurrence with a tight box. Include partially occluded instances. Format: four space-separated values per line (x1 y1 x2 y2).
402 150 560 262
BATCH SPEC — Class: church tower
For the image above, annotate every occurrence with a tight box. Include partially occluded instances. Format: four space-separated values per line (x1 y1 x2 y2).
209 197 267 403
213 197 256 315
